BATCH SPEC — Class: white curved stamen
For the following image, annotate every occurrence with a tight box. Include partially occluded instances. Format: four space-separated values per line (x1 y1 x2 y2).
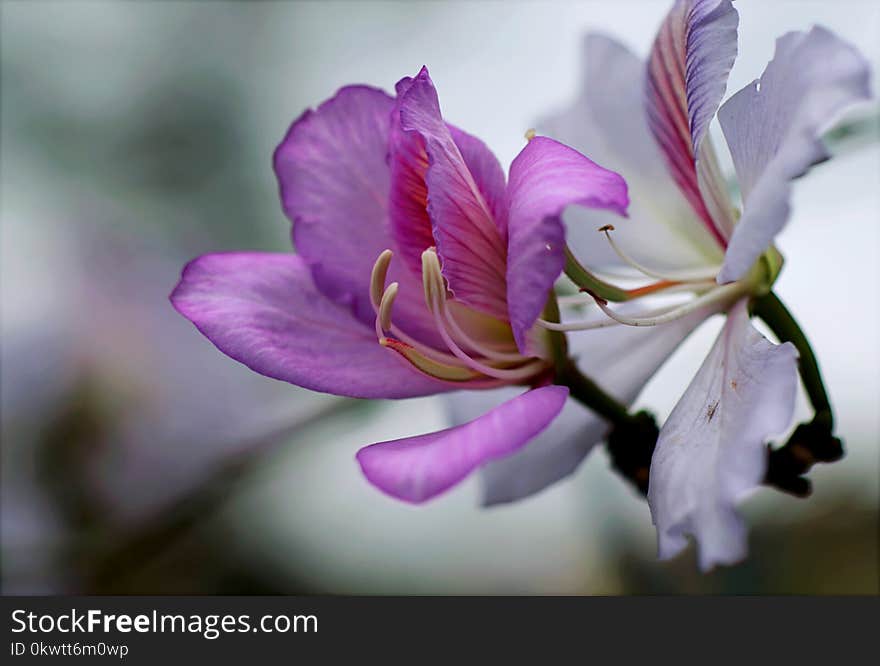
600 225 721 283
536 316 623 332
556 280 715 308
589 281 749 328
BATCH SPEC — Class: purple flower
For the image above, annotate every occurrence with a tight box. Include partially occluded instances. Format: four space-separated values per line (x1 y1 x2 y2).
172 67 629 503
540 0 871 568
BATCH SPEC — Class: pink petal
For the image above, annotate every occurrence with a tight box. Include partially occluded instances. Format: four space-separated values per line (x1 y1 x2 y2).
396 67 509 320
171 252 450 399
356 385 568 503
506 136 628 353
273 84 443 349
274 85 395 324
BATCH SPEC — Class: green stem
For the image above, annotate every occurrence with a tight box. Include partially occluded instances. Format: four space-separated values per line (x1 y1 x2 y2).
752 291 833 428
564 246 633 302
557 361 632 425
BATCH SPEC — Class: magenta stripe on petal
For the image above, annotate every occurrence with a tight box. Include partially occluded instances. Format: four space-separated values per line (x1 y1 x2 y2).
397 67 510 320
356 385 569 503
645 0 738 247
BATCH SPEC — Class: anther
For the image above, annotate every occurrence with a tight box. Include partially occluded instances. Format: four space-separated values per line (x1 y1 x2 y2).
378 282 399 333
370 249 394 310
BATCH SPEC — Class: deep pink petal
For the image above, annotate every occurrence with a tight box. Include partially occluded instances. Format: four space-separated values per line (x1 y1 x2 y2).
717 27 872 283
448 124 509 241
274 85 395 323
170 252 450 399
356 385 568 503
274 84 443 349
645 0 739 245
506 136 628 353
396 67 509 319
387 115 509 278
388 86 435 278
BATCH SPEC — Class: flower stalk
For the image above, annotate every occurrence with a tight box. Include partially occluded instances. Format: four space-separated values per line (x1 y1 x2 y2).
751 290 832 424
751 290 844 496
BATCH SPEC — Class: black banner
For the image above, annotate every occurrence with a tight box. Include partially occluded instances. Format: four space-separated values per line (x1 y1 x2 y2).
2 596 878 663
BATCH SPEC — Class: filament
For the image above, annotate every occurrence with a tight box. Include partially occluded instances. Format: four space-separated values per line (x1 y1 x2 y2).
421 248 544 381
589 281 748 328
600 225 720 283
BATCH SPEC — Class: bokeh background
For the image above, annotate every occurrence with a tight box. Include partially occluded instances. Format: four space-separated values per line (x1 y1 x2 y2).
2 0 878 595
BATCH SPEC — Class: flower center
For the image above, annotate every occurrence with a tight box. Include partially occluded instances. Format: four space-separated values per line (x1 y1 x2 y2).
369 248 547 385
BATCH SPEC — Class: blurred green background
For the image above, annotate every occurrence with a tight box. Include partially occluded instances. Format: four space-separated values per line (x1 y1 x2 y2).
2 0 878 594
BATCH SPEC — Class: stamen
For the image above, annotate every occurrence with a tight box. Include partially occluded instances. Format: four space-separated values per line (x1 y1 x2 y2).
537 316 624 332
524 128 537 141
370 249 394 310
370 248 477 368
600 225 720 283
380 337 482 382
375 282 399 339
589 281 749 328
421 248 544 382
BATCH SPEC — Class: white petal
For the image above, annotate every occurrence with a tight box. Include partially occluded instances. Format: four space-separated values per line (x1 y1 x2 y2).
539 33 724 273
450 306 713 505
717 27 871 283
648 300 799 570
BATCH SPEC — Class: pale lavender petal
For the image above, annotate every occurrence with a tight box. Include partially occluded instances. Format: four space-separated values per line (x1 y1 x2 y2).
397 67 509 319
717 27 872 283
645 0 739 245
648 300 799 571
463 305 712 505
541 34 725 273
357 385 568 503
171 252 449 399
388 84 435 278
506 136 628 353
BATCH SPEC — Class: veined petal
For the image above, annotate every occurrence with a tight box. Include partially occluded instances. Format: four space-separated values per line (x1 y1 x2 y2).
448 124 509 241
645 0 739 244
274 85 395 324
541 34 724 273
274 84 442 349
506 136 628 353
387 114 509 275
648 300 799 571
465 306 712 505
356 385 568 503
388 83 435 278
717 27 872 283
397 67 509 319
170 252 450 399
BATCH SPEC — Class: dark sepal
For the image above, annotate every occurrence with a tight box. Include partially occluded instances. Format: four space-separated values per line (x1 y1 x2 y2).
764 416 844 498
606 410 660 495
